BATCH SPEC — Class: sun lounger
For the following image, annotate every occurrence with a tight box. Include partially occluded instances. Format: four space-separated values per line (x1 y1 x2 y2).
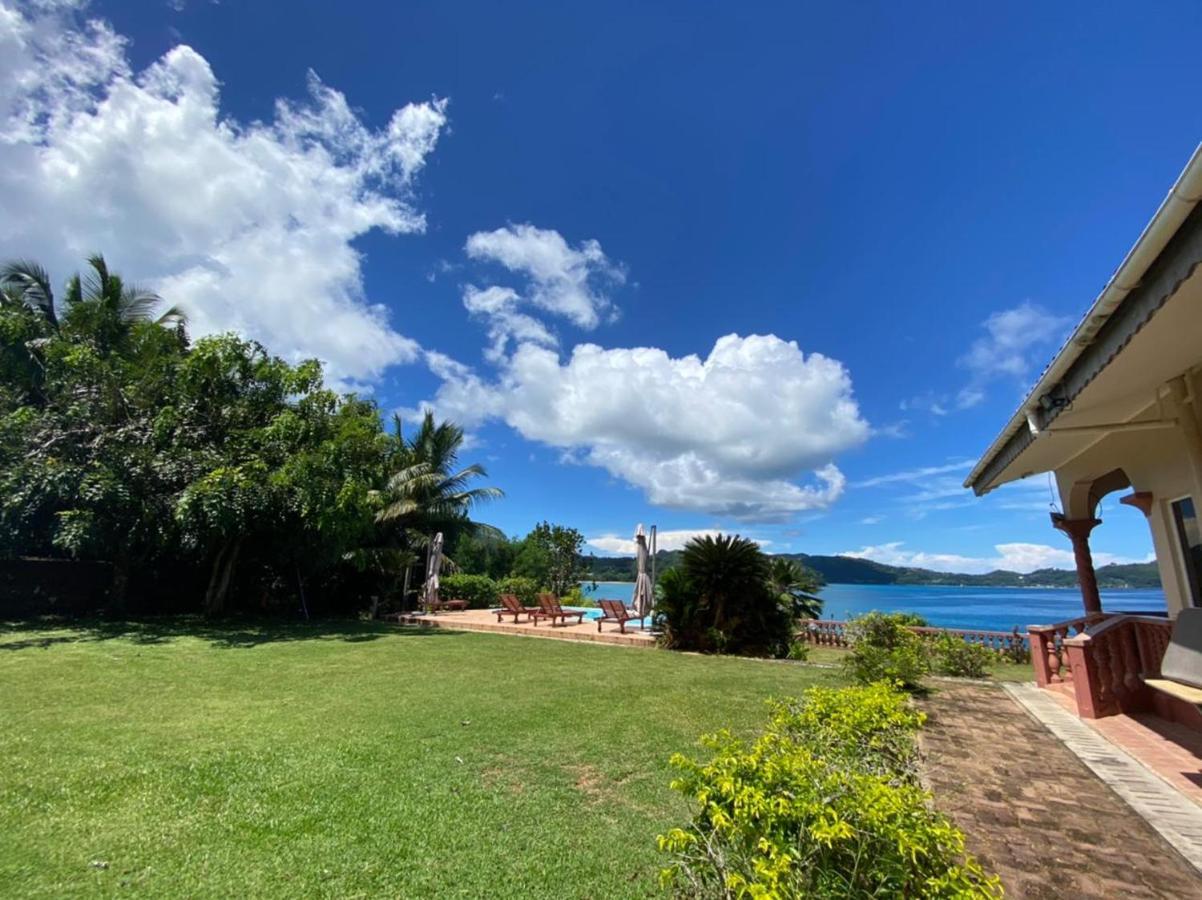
532 593 586 627
596 598 646 634
495 593 539 623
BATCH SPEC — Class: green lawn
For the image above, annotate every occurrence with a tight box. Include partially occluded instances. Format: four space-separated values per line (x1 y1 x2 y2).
0 620 844 898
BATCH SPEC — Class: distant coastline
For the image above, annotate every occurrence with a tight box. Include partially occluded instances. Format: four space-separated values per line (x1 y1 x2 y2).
584 551 1160 590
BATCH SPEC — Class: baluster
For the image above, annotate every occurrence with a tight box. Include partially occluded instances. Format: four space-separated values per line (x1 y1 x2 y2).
1119 626 1141 698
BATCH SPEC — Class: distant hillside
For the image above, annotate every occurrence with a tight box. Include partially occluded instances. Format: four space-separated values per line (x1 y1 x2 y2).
584 550 1161 589
778 554 1161 589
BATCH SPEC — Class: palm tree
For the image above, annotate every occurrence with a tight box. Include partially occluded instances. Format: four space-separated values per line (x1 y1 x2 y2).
375 412 504 610
768 558 824 620
681 534 771 636
1 254 183 344
1 259 58 328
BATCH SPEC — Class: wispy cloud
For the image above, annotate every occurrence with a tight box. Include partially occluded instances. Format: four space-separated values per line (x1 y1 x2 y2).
853 460 974 489
840 541 1151 575
956 302 1073 408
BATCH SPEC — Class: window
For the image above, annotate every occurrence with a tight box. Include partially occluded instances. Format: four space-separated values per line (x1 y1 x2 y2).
1172 497 1202 607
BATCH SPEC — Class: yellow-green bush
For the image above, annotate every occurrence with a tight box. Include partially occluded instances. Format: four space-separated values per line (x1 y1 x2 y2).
658 684 1002 899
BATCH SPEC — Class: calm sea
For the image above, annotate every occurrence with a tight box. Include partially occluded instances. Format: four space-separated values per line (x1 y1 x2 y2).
581 580 1168 633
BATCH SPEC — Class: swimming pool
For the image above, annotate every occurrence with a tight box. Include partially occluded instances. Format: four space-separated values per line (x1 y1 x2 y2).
489 606 653 630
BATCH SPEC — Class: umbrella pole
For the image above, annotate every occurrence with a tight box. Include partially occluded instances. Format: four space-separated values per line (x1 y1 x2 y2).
650 525 657 597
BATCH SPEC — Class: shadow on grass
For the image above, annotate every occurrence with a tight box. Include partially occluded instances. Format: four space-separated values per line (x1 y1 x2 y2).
0 616 463 651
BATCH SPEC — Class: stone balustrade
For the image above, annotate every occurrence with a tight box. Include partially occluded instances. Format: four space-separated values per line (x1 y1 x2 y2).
799 619 1030 658
1028 612 1109 687
1062 615 1174 718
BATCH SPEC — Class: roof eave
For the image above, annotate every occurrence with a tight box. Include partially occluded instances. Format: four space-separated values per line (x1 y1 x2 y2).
965 144 1202 495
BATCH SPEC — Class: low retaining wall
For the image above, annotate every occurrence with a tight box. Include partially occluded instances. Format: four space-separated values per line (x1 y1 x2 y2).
801 619 1030 658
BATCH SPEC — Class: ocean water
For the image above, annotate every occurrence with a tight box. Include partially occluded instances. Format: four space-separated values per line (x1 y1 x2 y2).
581 580 1168 633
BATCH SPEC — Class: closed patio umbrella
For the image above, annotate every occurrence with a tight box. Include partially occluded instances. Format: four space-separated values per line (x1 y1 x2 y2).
420 532 444 612
631 524 654 618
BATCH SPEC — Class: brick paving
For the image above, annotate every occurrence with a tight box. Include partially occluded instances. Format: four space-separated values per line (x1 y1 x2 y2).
919 683 1202 899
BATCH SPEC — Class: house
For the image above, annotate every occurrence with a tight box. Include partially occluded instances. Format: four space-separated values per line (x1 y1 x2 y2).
965 144 1202 724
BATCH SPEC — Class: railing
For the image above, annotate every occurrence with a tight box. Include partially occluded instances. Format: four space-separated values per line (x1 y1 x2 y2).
1028 612 1110 687
800 619 1030 658
1062 615 1173 718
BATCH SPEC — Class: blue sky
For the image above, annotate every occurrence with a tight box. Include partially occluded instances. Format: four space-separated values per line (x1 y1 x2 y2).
4 1 1202 570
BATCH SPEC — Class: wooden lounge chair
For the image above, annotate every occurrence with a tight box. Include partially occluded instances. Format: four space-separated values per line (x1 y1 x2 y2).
495 593 539 624
532 593 586 627
1144 608 1202 707
596 598 646 634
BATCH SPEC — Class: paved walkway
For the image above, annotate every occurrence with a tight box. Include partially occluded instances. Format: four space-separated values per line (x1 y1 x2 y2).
393 608 657 647
920 683 1202 898
1039 683 1202 807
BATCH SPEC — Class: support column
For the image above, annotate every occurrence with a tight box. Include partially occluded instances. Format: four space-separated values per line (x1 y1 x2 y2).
1052 513 1103 615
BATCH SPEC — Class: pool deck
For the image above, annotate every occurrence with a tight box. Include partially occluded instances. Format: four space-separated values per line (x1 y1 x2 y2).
392 608 657 647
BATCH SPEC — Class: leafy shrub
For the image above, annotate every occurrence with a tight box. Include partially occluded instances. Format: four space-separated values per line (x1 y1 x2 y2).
561 585 597 607
786 640 810 661
656 534 793 657
658 684 1001 898
843 611 931 691
930 632 994 678
440 573 497 609
496 575 538 607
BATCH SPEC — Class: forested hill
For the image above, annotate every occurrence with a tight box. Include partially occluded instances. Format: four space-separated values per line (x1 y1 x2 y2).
584 551 1161 589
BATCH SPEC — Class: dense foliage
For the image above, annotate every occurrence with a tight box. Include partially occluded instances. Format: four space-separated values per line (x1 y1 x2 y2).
656 534 796 657
658 684 1002 898
439 573 499 609
0 256 500 616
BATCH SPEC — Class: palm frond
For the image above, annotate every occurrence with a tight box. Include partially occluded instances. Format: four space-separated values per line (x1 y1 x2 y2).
0 259 58 327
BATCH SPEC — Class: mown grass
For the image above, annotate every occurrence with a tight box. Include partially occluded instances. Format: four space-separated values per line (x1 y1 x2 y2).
0 619 845 898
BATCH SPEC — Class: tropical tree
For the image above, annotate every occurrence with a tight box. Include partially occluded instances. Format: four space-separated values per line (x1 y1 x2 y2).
768 558 824 619
375 412 503 609
656 534 793 657
511 521 585 596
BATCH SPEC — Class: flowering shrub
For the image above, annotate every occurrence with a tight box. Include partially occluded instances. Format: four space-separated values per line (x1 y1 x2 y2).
658 684 1002 898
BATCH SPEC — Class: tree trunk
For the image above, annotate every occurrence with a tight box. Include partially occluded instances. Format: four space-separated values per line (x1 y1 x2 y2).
203 540 241 617
401 563 413 612
295 566 310 621
110 548 131 613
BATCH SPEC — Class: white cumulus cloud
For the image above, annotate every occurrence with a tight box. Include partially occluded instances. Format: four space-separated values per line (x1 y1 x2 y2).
840 541 1150 574
0 0 447 385
464 223 623 329
426 333 871 521
586 529 771 556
